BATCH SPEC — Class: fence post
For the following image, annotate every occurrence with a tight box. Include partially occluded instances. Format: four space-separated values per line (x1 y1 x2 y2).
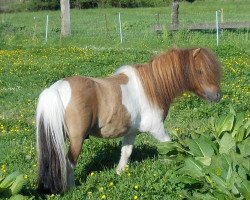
104 13 109 37
45 15 49 42
221 8 224 23
216 11 220 46
33 17 37 40
118 12 123 43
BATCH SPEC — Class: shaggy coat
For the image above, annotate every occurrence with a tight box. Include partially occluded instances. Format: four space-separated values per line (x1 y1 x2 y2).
36 47 221 194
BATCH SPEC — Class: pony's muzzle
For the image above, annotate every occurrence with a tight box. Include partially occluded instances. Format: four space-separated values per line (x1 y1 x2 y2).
205 90 221 102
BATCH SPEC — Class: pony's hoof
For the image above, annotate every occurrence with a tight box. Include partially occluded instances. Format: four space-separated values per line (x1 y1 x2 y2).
116 166 125 175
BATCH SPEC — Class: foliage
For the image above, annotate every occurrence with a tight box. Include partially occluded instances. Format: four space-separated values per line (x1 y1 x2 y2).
27 0 171 10
158 107 250 199
0 171 29 199
0 0 205 13
28 0 60 11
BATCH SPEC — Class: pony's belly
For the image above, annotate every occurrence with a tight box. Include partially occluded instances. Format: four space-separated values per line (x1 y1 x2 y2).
91 107 132 139
91 123 131 138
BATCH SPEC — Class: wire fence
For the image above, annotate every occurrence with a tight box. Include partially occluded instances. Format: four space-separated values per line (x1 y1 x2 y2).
0 8 250 47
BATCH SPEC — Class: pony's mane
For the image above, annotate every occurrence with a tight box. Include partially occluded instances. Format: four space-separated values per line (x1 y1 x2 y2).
134 48 220 114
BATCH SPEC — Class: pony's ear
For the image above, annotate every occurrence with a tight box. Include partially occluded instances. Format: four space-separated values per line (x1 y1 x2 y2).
193 48 201 58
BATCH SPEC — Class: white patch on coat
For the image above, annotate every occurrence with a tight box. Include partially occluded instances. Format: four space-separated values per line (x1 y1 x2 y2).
115 65 171 142
50 80 71 109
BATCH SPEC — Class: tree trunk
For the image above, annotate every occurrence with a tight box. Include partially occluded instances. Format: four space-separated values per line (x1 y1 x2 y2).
60 0 71 37
171 0 179 29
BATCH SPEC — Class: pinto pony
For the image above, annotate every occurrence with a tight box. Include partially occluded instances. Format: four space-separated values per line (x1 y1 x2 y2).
36 47 221 194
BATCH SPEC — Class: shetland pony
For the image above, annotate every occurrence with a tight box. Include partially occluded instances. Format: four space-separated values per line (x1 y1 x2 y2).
36 47 221 194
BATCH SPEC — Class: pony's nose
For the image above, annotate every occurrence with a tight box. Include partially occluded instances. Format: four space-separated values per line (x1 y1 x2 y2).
205 90 221 102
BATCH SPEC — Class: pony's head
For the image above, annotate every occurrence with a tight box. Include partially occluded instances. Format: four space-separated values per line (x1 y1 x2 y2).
188 48 221 102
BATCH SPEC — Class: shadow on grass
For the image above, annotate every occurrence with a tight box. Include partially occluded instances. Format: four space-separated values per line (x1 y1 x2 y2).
76 142 158 185
29 142 158 198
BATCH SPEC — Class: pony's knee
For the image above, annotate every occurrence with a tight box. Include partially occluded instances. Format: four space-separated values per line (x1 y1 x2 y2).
121 145 133 158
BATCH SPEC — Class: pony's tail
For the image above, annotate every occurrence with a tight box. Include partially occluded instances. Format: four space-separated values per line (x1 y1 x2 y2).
36 87 67 194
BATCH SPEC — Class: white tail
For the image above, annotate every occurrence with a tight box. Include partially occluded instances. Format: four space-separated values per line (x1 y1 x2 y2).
36 87 67 194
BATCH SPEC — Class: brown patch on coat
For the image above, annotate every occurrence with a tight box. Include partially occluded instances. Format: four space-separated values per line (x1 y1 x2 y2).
64 74 131 140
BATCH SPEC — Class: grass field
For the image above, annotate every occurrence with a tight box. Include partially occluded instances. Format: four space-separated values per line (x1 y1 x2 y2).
0 1 250 199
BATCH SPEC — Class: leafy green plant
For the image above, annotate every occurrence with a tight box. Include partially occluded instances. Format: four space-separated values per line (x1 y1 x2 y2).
158 107 250 199
0 171 29 199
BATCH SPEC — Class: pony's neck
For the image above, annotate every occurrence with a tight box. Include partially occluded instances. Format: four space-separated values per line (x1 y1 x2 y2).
134 50 190 115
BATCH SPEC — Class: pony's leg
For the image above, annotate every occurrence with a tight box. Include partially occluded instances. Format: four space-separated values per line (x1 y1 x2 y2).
116 132 137 174
150 122 171 142
66 133 86 189
65 108 91 189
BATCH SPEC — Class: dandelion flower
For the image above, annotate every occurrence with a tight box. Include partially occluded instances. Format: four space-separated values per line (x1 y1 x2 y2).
109 182 114 187
99 187 104 192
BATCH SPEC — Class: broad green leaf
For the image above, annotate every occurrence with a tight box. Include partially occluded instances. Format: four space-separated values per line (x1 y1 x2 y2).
238 137 250 157
0 172 4 183
241 158 250 172
237 165 247 180
157 141 188 155
231 112 244 138
202 135 219 155
211 191 230 200
159 153 186 163
0 171 20 189
177 175 200 185
210 116 216 132
236 179 250 199
219 154 233 185
195 157 212 166
243 118 250 130
192 192 219 200
231 152 250 172
215 113 235 137
10 174 27 195
157 142 177 155
236 125 246 142
178 158 204 178
229 104 236 116
244 118 250 137
207 155 234 189
219 133 236 154
205 155 222 176
186 136 214 158
210 172 232 197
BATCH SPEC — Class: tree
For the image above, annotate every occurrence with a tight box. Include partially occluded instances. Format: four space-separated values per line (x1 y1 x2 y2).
60 0 71 36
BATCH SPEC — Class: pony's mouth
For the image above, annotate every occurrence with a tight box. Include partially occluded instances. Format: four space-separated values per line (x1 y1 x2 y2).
204 91 221 103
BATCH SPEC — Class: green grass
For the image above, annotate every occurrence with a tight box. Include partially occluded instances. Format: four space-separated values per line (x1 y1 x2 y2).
0 1 250 199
